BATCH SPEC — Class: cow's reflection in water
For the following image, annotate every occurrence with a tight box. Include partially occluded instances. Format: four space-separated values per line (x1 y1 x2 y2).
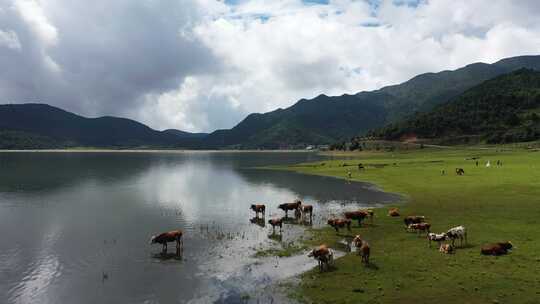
268 232 283 242
152 250 183 261
250 216 266 228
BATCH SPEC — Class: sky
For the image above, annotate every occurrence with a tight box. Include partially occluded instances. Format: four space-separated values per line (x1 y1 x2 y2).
1 0 540 132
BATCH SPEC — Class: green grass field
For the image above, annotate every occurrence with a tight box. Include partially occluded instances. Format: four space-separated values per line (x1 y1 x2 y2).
278 148 540 304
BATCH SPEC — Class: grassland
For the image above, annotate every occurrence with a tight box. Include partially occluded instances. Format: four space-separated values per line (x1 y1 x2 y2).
276 148 540 304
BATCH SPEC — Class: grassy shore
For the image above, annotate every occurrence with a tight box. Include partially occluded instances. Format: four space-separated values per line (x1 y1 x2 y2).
277 148 540 304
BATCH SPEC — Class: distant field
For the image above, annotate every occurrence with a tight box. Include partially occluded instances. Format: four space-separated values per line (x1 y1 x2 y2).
277 148 540 304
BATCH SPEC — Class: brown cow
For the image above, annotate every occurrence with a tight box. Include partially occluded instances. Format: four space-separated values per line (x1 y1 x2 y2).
363 209 375 224
388 208 400 217
344 210 369 227
250 204 266 217
150 230 183 254
481 241 513 256
268 218 283 233
327 218 352 233
404 215 425 227
278 200 302 217
359 241 370 265
407 223 431 235
308 245 334 272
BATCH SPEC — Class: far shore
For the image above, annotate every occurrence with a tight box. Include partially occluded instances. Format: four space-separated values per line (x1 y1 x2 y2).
0 149 320 153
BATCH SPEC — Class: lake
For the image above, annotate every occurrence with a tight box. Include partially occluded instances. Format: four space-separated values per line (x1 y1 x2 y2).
0 152 399 304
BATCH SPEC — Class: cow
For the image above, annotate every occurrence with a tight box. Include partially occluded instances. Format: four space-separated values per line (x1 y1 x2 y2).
407 223 431 235
445 226 467 247
268 218 283 233
439 243 454 254
250 204 266 217
427 232 447 247
359 241 370 265
308 245 335 272
404 215 425 227
455 168 465 175
388 208 400 217
364 209 375 224
352 235 363 253
150 230 183 254
278 200 302 217
481 241 513 256
327 218 352 233
344 210 369 227
300 204 313 221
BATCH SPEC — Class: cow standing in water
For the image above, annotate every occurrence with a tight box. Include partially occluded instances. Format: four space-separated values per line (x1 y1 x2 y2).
150 230 183 254
250 204 266 218
300 204 314 222
268 218 283 234
278 200 302 217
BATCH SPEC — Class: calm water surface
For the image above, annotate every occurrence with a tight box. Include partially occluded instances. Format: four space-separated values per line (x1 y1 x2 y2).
0 152 399 304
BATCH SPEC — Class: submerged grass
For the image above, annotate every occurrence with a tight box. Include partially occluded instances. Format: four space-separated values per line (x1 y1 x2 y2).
254 242 309 258
275 148 540 304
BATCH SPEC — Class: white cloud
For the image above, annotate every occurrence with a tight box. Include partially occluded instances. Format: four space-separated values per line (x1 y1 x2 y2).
13 0 58 46
1 0 540 132
0 29 21 50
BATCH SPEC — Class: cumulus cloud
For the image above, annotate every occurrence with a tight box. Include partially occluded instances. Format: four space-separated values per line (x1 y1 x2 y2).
1 0 540 132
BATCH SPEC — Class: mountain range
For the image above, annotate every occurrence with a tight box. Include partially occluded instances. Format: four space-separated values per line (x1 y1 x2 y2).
370 68 540 144
1 55 540 149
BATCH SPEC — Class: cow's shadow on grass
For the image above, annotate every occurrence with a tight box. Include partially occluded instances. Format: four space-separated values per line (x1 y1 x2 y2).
364 262 379 270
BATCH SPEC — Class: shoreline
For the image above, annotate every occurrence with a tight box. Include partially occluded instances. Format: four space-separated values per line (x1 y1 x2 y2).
0 149 319 153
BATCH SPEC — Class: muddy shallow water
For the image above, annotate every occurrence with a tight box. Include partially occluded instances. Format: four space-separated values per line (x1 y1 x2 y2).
0 152 399 304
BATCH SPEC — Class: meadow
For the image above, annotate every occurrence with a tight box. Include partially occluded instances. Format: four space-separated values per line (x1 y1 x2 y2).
277 148 540 303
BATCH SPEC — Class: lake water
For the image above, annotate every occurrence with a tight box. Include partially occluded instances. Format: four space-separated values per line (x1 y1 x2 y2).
0 152 399 304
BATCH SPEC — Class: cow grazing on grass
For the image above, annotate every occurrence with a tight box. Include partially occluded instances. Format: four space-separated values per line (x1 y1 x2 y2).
327 218 352 233
407 223 431 235
278 200 302 217
455 168 465 175
427 232 447 247
388 208 400 217
300 204 313 221
344 210 369 227
439 243 454 254
268 218 283 233
359 241 370 265
250 204 265 217
481 241 513 256
362 209 375 224
308 245 334 272
404 215 425 227
446 226 467 247
150 230 183 254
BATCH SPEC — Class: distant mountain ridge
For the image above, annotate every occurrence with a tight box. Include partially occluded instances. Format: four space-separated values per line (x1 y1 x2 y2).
201 55 540 148
162 129 208 139
370 68 540 144
2 55 540 149
0 104 199 149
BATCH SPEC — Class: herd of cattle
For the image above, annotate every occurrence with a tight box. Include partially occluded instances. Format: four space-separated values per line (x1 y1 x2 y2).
149 201 513 272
